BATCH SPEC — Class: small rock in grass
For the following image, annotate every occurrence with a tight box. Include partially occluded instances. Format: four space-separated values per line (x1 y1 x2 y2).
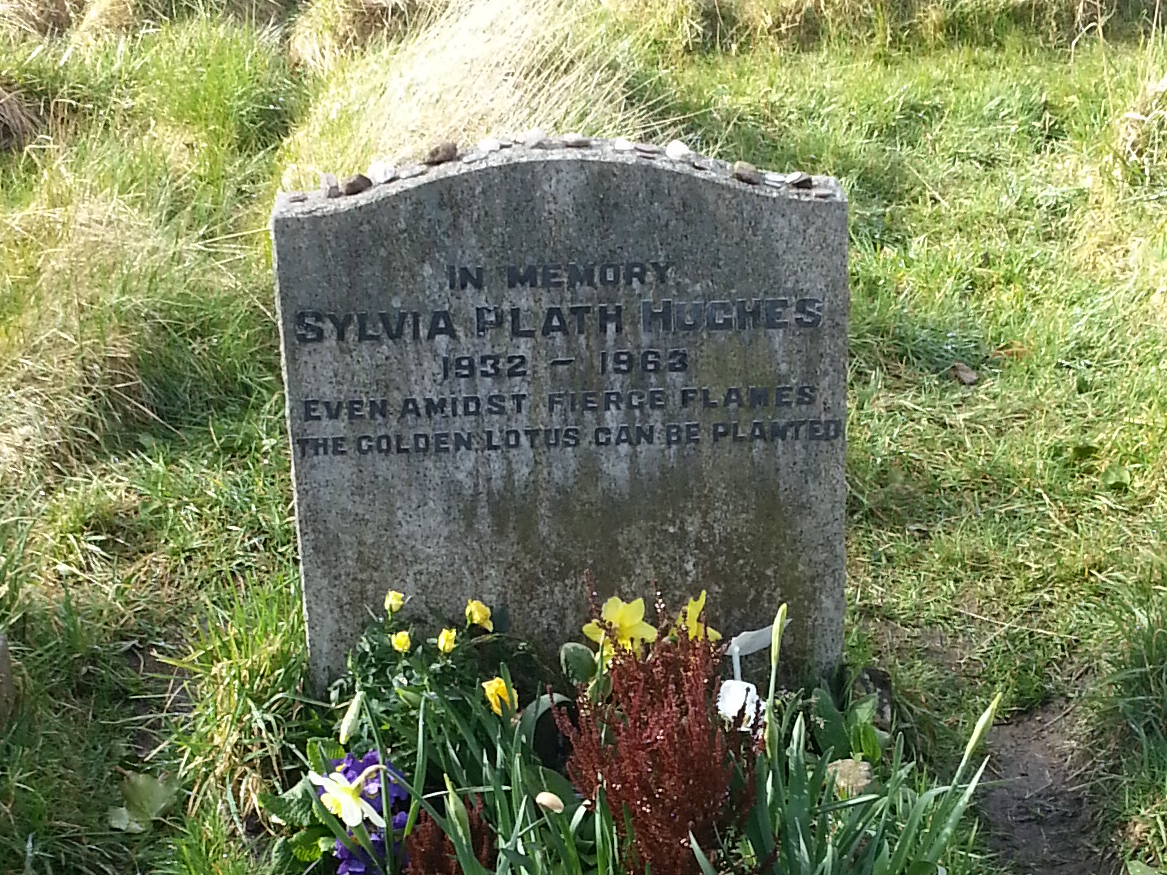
664 139 692 160
950 362 979 385
826 757 874 798
341 173 372 196
732 160 761 184
423 141 458 165
320 172 341 199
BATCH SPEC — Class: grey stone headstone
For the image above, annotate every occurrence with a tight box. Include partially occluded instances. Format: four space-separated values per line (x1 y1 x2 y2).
271 142 848 691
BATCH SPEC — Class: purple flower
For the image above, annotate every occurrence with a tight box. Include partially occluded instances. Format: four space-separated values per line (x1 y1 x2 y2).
334 831 387 875
317 749 413 871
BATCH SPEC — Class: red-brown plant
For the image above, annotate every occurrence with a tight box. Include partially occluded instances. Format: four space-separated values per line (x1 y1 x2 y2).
403 797 496 875
555 602 756 875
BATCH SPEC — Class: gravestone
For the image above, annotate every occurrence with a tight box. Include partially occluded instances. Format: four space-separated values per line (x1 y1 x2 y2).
270 139 848 691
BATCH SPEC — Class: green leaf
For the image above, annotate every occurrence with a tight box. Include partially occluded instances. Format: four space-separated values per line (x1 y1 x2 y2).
289 827 329 862
258 776 317 828
811 688 851 761
308 737 345 775
107 806 147 834
1102 462 1131 491
906 862 938 875
560 641 597 685
269 836 294 870
121 771 180 825
1127 862 1161 875
853 722 884 763
689 831 720 875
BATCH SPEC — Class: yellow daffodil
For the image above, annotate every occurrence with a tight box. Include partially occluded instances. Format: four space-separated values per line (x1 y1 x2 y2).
437 628 457 654
391 630 411 653
309 767 385 828
677 590 722 641
482 676 516 715
582 597 657 650
466 599 493 632
384 589 405 613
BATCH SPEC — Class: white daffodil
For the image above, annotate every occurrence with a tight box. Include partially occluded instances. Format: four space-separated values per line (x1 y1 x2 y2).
309 766 386 829
717 679 762 732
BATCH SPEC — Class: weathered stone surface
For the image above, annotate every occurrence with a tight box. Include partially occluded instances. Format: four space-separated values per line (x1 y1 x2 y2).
320 172 341 199
271 142 849 690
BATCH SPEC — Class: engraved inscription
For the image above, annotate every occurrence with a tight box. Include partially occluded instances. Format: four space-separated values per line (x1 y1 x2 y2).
288 256 841 464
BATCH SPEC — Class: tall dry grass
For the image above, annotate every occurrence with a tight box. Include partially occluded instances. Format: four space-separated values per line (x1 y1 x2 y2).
280 0 673 188
288 0 445 70
606 0 1159 50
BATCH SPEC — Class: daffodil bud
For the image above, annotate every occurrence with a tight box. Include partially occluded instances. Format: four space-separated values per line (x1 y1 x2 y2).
338 691 365 744
535 791 565 814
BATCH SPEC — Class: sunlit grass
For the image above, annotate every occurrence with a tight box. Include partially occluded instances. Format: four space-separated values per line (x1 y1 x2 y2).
0 0 1164 872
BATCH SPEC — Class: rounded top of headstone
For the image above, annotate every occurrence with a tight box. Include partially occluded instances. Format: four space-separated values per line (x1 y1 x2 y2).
272 138 845 218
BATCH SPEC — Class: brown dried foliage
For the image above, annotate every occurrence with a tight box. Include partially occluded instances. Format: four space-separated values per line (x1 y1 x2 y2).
403 797 497 875
556 608 755 875
0 86 39 151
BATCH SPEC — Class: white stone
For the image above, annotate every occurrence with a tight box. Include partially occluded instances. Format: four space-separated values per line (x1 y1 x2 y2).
367 160 397 185
664 139 692 160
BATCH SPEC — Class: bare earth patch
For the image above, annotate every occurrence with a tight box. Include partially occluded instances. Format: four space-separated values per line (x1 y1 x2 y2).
981 701 1116 875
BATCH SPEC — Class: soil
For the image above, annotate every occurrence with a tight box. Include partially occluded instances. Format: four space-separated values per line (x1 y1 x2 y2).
980 701 1117 875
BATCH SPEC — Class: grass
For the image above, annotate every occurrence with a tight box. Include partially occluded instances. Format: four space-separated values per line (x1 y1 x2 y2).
0 0 1164 873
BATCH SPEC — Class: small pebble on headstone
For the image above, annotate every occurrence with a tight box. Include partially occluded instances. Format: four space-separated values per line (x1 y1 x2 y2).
397 165 426 180
664 139 692 160
286 191 308 203
477 137 503 153
691 156 714 171
320 172 341 199
634 142 663 156
732 160 761 184
612 137 635 152
520 129 546 148
562 133 591 148
787 171 813 189
367 160 397 185
341 173 372 196
423 141 458 165
762 171 786 188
